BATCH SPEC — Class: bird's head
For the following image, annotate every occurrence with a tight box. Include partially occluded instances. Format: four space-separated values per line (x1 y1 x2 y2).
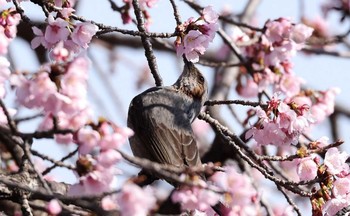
174 60 208 103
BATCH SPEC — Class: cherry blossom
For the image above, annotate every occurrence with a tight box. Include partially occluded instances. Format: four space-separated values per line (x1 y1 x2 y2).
115 183 156 215
310 88 340 123
210 167 258 214
202 6 219 24
175 6 219 62
0 9 20 54
333 177 350 198
0 9 20 39
71 22 98 49
69 168 116 196
124 0 159 10
246 97 313 146
291 23 314 44
96 149 122 167
323 195 350 216
31 26 50 49
49 41 70 62
98 125 133 150
172 183 220 213
297 156 318 181
238 18 314 98
45 15 70 44
46 199 62 215
15 72 57 109
77 128 101 155
324 147 349 176
176 30 209 62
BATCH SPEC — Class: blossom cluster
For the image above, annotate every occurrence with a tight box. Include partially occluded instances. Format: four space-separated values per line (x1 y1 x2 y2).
0 8 20 54
210 167 260 215
120 0 159 29
102 182 156 215
68 120 133 196
172 179 221 214
246 95 314 146
290 87 340 124
12 57 92 143
0 8 20 99
31 0 97 61
295 144 350 215
175 6 219 62
171 167 259 215
236 18 313 99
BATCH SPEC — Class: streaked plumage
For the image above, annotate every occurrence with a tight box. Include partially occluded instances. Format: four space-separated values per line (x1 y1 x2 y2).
127 62 208 177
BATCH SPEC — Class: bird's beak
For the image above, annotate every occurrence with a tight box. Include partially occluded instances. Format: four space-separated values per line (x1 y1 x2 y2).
183 58 194 70
183 58 196 76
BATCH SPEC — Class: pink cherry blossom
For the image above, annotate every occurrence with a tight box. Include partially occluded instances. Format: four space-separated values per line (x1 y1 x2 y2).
96 149 122 167
210 167 257 208
172 184 220 212
77 128 101 155
46 199 62 215
175 6 218 62
273 205 295 216
237 78 259 98
265 18 293 43
31 26 51 49
177 30 208 62
309 87 340 123
60 7 75 19
323 195 350 216
101 196 118 210
116 183 156 216
247 98 313 146
69 167 116 196
324 147 349 176
202 6 219 24
124 0 159 9
16 72 57 109
115 126 134 138
99 127 133 151
276 74 304 98
291 23 314 44
54 133 74 144
297 156 318 181
71 22 98 49
0 10 20 39
44 15 70 44
49 41 70 62
333 177 350 198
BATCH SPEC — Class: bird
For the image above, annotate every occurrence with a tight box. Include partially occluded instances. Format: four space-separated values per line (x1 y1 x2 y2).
127 59 208 182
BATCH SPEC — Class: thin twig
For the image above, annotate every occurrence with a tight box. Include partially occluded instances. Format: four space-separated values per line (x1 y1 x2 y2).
132 0 163 86
0 98 17 133
205 99 266 107
197 60 243 68
276 184 302 216
31 149 75 173
169 0 182 25
198 112 312 197
118 150 225 193
42 147 78 176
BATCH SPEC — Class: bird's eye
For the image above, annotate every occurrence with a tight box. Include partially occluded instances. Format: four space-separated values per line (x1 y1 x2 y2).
198 75 205 83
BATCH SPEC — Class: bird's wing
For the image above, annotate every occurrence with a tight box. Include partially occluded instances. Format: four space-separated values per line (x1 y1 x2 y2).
148 119 202 167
